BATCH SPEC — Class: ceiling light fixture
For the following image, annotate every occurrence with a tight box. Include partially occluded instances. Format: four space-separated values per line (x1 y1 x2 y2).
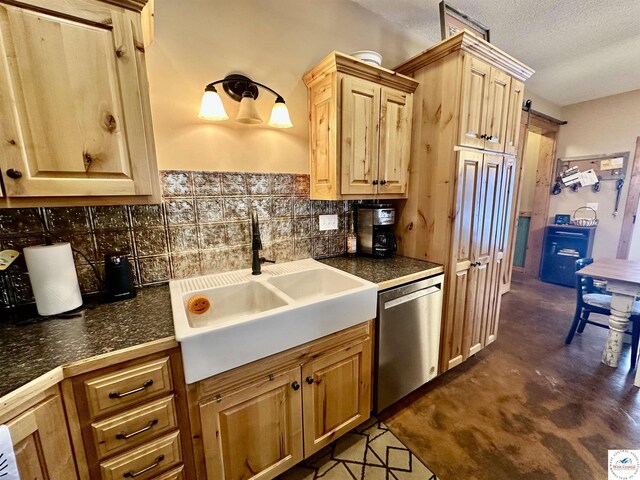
198 74 293 128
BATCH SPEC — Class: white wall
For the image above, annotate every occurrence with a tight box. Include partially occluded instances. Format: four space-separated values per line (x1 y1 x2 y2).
550 89 640 259
525 91 563 120
145 0 427 173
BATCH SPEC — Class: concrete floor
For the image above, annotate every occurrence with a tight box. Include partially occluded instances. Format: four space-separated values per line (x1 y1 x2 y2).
380 272 640 480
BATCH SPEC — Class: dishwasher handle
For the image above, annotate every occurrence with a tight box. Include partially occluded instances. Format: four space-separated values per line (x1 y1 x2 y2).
384 284 441 309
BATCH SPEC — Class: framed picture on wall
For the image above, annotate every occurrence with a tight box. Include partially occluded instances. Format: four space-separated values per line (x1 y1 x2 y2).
439 1 490 42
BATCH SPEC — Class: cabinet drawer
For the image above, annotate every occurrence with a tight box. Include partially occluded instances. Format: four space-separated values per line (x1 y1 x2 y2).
152 465 184 480
84 358 173 418
100 431 182 480
91 395 178 460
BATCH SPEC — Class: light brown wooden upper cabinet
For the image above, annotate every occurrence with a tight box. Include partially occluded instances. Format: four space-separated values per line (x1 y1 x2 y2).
0 0 160 207
459 56 512 152
504 79 525 155
303 52 417 200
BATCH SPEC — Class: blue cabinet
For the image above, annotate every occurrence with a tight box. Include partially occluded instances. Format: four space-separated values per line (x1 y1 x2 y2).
540 225 596 287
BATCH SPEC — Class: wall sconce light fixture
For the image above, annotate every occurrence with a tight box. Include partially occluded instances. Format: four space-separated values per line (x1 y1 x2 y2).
198 74 293 128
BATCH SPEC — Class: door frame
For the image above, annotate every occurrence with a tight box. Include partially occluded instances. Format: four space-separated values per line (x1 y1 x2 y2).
617 136 640 259
502 110 561 292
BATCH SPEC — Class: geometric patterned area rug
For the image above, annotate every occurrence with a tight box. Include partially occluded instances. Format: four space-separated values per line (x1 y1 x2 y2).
278 417 439 479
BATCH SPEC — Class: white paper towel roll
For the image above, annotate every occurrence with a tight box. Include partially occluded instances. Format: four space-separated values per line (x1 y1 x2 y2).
24 242 82 316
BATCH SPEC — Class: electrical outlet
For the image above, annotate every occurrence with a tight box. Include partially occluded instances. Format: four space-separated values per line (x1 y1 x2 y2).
318 214 338 231
586 202 599 211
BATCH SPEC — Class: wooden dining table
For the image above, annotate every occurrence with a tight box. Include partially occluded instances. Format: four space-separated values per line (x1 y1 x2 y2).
578 258 640 387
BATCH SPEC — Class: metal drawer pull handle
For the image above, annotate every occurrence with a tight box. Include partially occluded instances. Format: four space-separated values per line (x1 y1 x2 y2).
123 454 164 478
109 379 153 399
115 419 158 440
306 376 314 384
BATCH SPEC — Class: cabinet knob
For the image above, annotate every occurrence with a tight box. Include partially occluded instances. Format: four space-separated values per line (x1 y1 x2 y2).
291 381 300 391
380 180 387 185
6 169 22 179
306 376 314 384
372 180 378 185
480 134 487 139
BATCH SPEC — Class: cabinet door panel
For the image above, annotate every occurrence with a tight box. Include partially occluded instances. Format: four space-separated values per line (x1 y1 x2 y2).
486 156 515 344
378 88 412 195
459 56 490 149
302 341 371 456
0 3 153 197
445 267 470 370
341 77 379 195
504 79 524 154
444 151 483 371
485 70 511 151
309 74 337 198
199 367 303 480
8 395 78 480
468 155 503 354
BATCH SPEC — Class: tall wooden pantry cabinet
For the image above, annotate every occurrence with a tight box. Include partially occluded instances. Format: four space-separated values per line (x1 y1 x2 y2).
393 31 534 373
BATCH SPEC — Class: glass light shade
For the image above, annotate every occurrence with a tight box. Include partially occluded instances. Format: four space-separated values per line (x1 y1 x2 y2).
198 89 229 121
236 94 262 124
268 101 293 128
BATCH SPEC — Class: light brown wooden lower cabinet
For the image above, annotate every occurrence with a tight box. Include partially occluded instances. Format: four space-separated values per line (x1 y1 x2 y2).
200 366 304 480
302 341 371 457
0 325 372 480
65 347 196 480
191 321 373 480
6 388 78 479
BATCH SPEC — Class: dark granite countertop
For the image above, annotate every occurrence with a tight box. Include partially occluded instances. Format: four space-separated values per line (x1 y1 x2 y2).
0 285 174 398
319 255 443 290
0 256 443 399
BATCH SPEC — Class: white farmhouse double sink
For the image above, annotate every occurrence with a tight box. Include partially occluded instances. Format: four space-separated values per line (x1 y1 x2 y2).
170 258 377 383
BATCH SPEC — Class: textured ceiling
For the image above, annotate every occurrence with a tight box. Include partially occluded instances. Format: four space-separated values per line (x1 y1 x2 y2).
350 0 640 106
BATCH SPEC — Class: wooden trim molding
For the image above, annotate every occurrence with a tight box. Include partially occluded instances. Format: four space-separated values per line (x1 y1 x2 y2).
0 371 63 419
99 0 148 11
526 110 561 134
394 30 534 82
303 51 419 92
617 136 640 259
524 108 567 126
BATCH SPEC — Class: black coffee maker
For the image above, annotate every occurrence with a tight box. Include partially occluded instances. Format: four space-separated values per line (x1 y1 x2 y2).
356 204 397 258
104 253 136 302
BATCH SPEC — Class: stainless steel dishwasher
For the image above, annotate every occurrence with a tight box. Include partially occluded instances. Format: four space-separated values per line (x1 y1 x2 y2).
375 274 444 411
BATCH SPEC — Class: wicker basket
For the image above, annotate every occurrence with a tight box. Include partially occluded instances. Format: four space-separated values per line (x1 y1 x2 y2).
570 206 598 227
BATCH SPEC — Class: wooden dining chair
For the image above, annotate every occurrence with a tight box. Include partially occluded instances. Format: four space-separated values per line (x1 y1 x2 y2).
565 257 640 369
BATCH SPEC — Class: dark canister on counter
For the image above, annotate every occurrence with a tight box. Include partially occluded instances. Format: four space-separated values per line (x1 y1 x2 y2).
104 252 136 302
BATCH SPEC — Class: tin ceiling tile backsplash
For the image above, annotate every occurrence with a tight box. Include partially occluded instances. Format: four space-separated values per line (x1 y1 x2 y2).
192 172 222 197
0 171 351 309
